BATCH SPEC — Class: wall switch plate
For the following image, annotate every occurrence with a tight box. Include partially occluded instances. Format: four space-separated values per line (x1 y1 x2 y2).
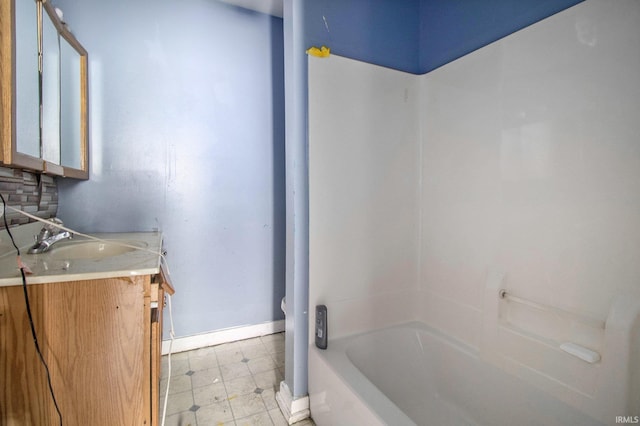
315 305 327 349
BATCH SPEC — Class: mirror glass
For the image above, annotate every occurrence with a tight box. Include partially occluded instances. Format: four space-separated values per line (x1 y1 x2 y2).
15 0 40 158
60 35 83 170
41 8 60 164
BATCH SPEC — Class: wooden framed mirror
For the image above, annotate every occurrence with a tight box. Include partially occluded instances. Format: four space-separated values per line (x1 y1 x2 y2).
41 1 88 179
41 1 61 167
58 26 88 178
1 0 88 179
1 0 43 171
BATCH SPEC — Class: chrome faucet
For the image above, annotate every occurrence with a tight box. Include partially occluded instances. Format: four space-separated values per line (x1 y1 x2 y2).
28 218 73 254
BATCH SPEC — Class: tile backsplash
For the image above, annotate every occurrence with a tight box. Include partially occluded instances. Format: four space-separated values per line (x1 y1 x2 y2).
0 166 58 229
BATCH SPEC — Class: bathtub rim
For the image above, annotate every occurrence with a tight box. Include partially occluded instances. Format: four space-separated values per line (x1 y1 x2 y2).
309 324 418 426
310 320 479 426
309 320 616 426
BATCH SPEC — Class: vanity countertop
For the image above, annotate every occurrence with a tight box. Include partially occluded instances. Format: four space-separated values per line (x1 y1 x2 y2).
0 222 163 287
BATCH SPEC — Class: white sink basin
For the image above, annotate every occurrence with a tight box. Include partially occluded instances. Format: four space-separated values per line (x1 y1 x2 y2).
48 240 148 260
0 225 163 287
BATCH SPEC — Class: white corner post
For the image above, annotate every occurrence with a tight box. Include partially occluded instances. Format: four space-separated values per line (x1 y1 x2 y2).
277 0 311 424
276 381 310 425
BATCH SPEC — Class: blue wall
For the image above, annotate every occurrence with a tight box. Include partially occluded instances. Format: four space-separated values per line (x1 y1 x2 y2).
304 0 584 74
419 0 585 73
55 0 286 337
305 0 420 73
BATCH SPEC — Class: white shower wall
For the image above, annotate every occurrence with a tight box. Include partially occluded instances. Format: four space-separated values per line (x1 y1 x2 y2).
309 0 640 349
417 0 640 349
308 55 421 341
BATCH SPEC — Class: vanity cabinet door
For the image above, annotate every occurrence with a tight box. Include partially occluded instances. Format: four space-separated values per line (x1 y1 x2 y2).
0 277 150 425
0 270 173 424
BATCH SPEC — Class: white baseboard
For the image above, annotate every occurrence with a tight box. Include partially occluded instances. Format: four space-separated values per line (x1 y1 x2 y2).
162 320 285 355
276 381 310 425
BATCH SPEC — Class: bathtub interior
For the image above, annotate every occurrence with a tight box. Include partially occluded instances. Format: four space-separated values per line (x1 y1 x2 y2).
343 323 605 426
308 279 639 425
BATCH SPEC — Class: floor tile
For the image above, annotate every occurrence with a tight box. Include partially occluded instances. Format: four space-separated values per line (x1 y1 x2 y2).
189 352 219 372
161 410 197 426
243 345 269 360
189 345 218 359
269 408 288 426
246 355 277 375
253 369 283 392
164 350 190 364
165 389 195 416
225 374 258 396
163 356 191 378
216 348 247 366
220 361 252 380
235 411 274 426
193 382 228 407
271 351 285 369
260 388 279 410
239 337 263 347
161 373 193 395
262 340 284 355
159 333 315 426
228 393 266 418
195 400 234 424
260 333 284 343
191 367 223 389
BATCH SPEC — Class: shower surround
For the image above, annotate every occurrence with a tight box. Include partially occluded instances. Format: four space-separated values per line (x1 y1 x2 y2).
308 1 640 424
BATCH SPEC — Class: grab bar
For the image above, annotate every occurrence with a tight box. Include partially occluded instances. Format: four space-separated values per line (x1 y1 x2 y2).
499 289 605 330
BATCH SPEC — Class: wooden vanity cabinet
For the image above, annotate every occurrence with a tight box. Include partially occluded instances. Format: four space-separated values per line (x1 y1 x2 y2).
0 267 174 425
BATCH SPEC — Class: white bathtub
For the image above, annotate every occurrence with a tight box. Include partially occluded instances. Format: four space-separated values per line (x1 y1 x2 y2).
309 322 615 426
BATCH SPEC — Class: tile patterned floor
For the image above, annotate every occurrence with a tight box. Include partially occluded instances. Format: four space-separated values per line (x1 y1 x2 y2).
160 332 315 426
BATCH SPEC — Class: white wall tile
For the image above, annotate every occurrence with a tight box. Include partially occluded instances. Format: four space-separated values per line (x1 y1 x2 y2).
308 0 640 368
308 55 421 341
419 0 640 329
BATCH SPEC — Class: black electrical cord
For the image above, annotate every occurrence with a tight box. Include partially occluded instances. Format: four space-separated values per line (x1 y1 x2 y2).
0 194 63 426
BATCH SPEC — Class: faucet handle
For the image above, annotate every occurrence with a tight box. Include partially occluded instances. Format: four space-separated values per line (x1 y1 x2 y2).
43 218 65 235
45 217 63 229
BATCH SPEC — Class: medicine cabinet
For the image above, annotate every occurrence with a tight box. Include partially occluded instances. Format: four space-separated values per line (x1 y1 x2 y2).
0 0 89 179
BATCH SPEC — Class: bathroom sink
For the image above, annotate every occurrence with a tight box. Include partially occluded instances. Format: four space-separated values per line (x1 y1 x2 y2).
0 226 163 286
47 240 148 260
